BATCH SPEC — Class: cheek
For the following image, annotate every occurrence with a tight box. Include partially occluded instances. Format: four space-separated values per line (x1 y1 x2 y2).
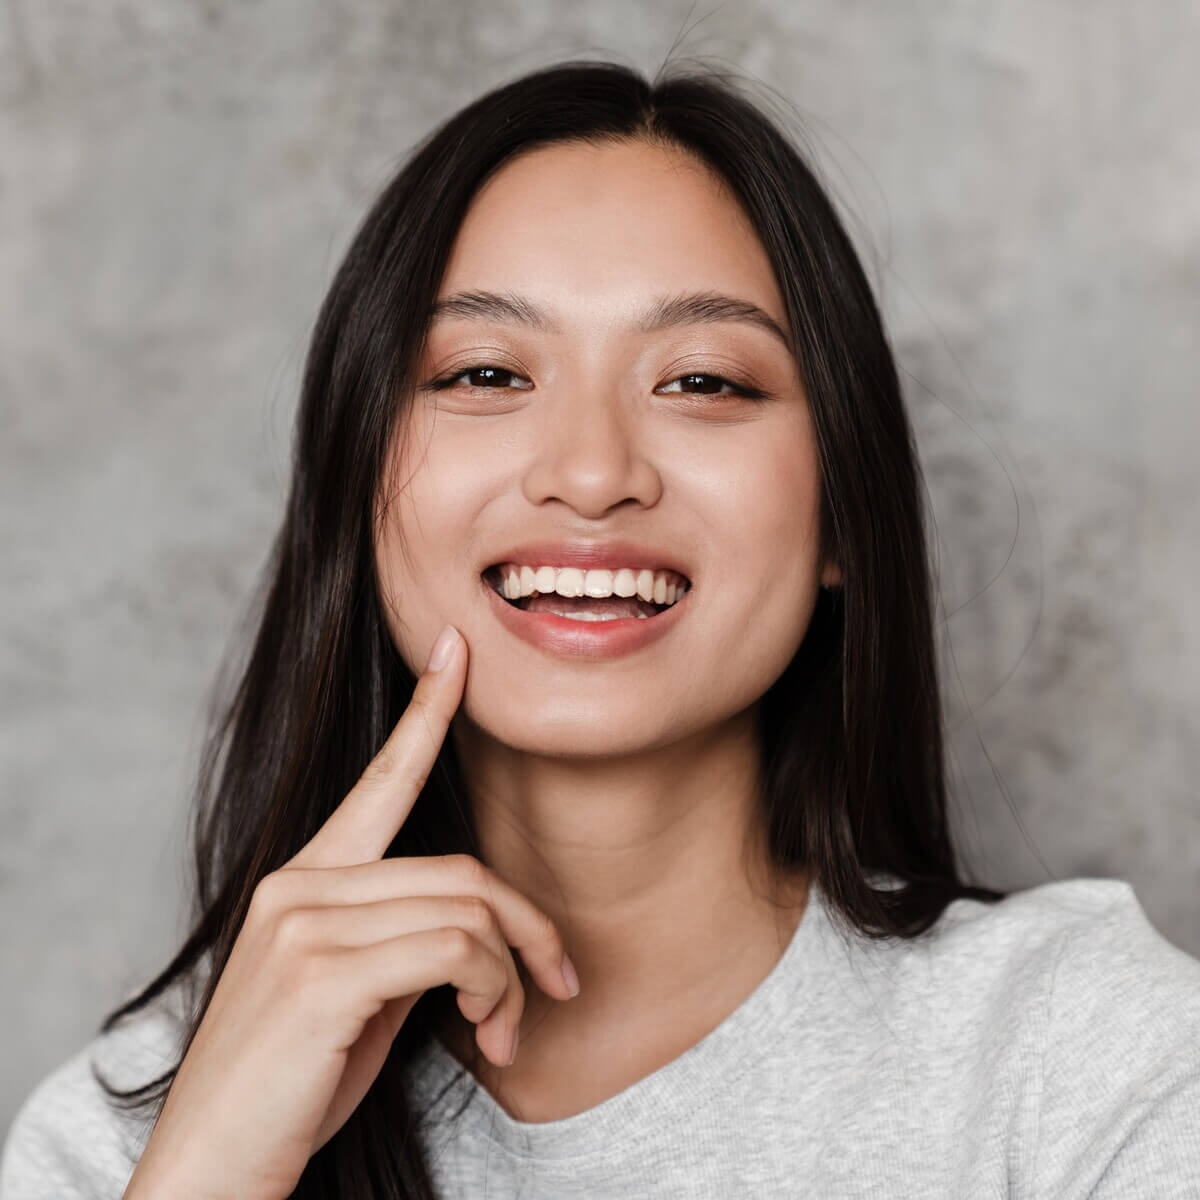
386 423 498 560
697 418 823 573
698 432 824 662
760 411 824 566
374 425 505 648
760 438 825 614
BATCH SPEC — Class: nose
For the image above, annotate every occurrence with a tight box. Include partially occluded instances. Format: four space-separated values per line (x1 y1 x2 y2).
520 379 663 519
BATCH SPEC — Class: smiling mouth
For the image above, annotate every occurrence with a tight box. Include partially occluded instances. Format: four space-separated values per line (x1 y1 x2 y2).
482 565 690 621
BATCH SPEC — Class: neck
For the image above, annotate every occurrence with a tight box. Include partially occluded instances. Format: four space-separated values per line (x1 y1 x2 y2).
435 703 810 1105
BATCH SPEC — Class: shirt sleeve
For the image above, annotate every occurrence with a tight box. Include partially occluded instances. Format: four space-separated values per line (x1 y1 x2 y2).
1031 883 1200 1198
0 1042 159 1200
1085 1068 1200 1198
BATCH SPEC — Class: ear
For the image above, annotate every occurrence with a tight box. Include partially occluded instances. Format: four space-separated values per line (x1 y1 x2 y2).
820 561 843 589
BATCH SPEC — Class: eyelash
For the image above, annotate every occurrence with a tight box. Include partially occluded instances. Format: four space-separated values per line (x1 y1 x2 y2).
421 364 770 402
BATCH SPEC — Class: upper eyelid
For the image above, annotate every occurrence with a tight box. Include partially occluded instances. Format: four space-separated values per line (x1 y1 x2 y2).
445 364 534 388
430 364 751 391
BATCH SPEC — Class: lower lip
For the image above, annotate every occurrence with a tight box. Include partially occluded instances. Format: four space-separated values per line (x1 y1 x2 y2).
481 576 690 659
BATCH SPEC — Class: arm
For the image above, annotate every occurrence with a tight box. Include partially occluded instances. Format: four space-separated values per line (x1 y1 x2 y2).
1030 885 1200 1198
0 1048 149 1200
1086 1069 1200 1199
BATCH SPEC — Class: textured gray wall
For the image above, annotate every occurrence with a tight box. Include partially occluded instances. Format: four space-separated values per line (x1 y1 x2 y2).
3 1 1198 1136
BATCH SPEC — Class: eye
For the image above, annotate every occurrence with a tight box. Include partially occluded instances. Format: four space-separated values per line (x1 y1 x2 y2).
423 365 533 392
420 365 769 401
656 373 766 400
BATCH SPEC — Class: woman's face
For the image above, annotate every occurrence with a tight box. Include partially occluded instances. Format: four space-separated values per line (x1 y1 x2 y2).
375 137 840 758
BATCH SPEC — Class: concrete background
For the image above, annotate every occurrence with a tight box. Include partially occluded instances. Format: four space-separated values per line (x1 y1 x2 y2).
2 0 1197 1136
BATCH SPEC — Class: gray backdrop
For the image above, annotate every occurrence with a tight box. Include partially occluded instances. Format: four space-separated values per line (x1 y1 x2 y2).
3 0 1198 1137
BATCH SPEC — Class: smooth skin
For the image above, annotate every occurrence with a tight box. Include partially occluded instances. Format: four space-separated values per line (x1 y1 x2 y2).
377 139 839 1120
126 137 842 1196
124 627 577 1200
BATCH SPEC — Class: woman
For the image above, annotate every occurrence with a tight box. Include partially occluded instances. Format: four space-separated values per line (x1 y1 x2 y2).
4 58 1199 1200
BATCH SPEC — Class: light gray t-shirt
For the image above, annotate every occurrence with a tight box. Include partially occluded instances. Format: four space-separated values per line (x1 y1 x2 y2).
4 875 1200 1198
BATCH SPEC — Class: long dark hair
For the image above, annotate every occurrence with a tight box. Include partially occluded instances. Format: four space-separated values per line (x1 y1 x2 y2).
95 56 1008 1197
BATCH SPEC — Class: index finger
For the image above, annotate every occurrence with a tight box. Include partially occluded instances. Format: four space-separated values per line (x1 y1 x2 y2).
289 625 467 870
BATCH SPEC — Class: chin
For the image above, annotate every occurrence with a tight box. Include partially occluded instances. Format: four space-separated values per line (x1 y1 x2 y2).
461 687 689 760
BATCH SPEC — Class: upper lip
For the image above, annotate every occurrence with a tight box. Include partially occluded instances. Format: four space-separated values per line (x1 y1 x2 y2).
483 539 693 581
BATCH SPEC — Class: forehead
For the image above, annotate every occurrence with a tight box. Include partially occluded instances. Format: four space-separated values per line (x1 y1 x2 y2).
434 139 785 330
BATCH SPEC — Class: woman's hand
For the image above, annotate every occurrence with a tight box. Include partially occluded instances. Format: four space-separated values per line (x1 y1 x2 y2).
123 625 579 1200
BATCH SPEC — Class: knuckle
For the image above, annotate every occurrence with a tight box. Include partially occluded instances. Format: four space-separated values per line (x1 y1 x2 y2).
365 733 406 781
249 871 289 920
448 853 486 889
455 894 496 937
535 907 563 954
363 737 435 802
271 906 315 955
438 925 476 965
290 948 334 998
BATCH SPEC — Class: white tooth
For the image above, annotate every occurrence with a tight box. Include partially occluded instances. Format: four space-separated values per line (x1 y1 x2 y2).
559 610 621 622
511 562 690 604
613 568 637 597
584 569 614 597
555 567 585 597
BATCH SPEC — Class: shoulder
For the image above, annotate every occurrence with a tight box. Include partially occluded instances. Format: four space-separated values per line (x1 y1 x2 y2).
1012 875 1200 1030
930 875 1200 1065
851 875 1160 1012
0 983 192 1200
933 874 1154 948
860 875 1200 1194
911 874 1200 994
1021 878 1200 1194
937 874 1200 1031
934 875 1200 1195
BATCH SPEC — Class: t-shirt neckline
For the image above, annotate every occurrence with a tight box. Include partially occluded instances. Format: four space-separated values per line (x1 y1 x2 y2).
404 875 834 1162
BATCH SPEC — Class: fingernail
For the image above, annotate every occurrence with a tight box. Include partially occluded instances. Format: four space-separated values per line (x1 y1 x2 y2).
507 1027 519 1066
560 953 580 998
427 625 460 672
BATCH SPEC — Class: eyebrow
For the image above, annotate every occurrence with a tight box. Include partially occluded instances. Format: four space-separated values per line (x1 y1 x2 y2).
427 289 794 355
